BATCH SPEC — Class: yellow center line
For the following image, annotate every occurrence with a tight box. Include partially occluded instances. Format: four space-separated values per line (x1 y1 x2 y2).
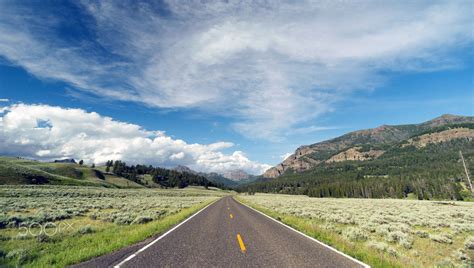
237 234 246 252
230 213 233 219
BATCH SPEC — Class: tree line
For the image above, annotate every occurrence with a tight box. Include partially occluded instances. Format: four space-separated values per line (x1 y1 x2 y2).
104 160 221 189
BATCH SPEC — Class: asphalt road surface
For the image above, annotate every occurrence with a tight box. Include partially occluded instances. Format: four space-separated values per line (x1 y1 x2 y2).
76 196 368 268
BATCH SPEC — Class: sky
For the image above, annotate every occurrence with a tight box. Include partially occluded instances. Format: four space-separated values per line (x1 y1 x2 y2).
0 0 473 175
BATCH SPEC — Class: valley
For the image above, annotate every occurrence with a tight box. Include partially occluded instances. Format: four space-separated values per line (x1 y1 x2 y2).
1 1 472 267
0 115 473 267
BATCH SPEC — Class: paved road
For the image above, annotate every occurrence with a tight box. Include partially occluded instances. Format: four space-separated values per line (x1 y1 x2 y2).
76 196 367 268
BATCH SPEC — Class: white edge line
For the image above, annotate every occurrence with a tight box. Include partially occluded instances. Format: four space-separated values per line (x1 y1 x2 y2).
114 198 220 268
234 197 370 268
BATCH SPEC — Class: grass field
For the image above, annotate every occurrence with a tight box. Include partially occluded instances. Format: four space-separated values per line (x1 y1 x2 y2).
0 185 228 267
238 194 474 268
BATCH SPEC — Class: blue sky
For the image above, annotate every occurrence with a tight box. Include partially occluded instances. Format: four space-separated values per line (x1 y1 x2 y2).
0 1 473 173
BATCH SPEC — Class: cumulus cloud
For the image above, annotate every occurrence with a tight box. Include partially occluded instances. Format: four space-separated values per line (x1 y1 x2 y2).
0 1 472 140
0 104 271 174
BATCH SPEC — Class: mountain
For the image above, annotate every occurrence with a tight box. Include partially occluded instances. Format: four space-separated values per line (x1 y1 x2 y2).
173 165 197 175
242 114 474 200
172 165 239 186
172 166 259 186
264 114 474 178
201 172 239 187
222 169 250 181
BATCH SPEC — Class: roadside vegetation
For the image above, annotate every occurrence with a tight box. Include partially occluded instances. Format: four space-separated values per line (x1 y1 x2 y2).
0 185 227 267
238 193 474 267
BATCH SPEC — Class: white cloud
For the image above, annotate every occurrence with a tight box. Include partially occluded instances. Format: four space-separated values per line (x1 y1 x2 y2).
0 104 271 174
0 99 9 102
0 1 472 140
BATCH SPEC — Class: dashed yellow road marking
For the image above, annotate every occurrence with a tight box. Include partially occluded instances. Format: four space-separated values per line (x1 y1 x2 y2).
237 234 246 252
230 213 233 219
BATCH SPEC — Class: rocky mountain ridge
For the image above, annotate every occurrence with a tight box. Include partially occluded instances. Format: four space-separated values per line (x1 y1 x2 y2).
263 114 474 178
172 166 254 185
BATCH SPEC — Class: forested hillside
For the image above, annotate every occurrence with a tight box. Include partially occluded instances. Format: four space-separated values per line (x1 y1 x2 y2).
264 114 474 178
107 160 221 188
241 120 474 200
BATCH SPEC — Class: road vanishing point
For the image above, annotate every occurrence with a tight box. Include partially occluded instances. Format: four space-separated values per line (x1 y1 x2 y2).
75 196 368 268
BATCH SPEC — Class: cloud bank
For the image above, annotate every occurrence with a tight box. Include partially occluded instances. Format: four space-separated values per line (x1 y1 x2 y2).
0 1 472 140
0 104 271 174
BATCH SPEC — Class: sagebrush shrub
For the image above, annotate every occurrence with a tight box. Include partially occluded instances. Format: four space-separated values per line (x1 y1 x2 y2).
132 216 153 224
343 227 367 241
429 234 453 244
78 225 94 234
464 236 474 250
367 241 388 252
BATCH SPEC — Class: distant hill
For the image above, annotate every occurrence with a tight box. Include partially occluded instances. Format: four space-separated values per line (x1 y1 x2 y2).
222 169 250 181
0 157 221 189
0 157 143 188
173 165 198 175
172 166 250 186
241 114 474 200
197 172 239 187
264 114 474 178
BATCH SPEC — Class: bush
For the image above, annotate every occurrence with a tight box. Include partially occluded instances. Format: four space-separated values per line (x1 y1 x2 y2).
387 247 398 257
342 227 367 241
453 249 470 261
415 230 429 238
399 237 413 249
385 231 408 243
113 215 133 225
367 241 388 252
132 216 153 224
464 236 474 250
78 225 94 234
430 234 453 244
36 233 50 243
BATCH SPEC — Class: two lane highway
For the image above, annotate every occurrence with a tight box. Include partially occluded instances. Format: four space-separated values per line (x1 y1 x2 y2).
77 196 367 267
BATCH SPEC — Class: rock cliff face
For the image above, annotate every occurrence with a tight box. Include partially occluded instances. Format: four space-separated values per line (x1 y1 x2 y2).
263 114 474 178
263 147 320 178
325 147 384 163
402 128 474 148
